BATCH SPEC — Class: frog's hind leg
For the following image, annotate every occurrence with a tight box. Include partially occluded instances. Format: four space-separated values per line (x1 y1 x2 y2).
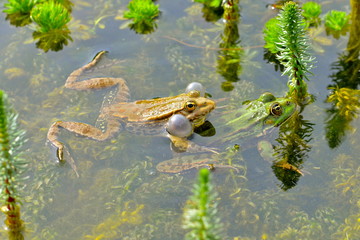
47 119 122 162
65 50 130 103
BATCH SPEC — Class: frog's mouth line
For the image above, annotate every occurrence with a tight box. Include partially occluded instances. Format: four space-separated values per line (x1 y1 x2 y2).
190 114 208 127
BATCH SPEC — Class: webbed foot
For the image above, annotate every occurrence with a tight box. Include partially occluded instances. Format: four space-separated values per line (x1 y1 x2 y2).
53 144 79 177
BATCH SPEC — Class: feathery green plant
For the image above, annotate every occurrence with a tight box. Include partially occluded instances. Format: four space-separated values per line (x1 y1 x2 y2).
3 0 39 26
273 111 313 190
264 2 314 103
324 10 350 39
325 10 350 32
217 0 242 92
30 1 72 52
194 0 222 8
3 0 38 15
195 0 223 22
183 168 222 240
302 1 321 27
123 0 160 34
0 90 27 233
30 1 71 33
263 18 281 54
325 87 360 148
52 0 73 12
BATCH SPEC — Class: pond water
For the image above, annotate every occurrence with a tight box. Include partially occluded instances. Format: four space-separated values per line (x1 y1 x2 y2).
1 0 359 239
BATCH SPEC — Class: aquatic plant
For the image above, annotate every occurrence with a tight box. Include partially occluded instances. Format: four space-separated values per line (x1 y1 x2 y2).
325 1 360 148
52 0 73 12
327 87 360 121
3 0 38 15
273 111 314 190
324 10 350 39
30 1 71 33
194 0 222 8
217 0 242 91
183 168 222 240
83 201 144 239
123 0 160 34
30 1 72 52
263 18 281 54
0 90 27 235
32 29 72 52
3 0 39 26
194 0 223 22
325 10 350 32
264 1 314 103
196 0 224 22
330 154 360 239
324 0 360 148
325 87 360 148
302 1 321 27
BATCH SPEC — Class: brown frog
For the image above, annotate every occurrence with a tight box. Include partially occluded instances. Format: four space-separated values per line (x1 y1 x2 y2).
47 51 216 173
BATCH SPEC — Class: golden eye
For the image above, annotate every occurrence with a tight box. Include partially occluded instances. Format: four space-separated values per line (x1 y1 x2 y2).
270 103 282 116
185 101 197 112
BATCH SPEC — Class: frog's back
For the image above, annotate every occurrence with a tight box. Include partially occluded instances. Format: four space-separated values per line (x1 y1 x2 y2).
107 100 184 122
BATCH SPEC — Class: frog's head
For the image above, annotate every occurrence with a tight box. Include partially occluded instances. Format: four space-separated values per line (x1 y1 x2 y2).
258 92 298 127
178 90 216 127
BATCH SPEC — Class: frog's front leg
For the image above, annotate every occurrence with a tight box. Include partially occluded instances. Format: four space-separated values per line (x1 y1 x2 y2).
47 119 121 161
168 134 218 154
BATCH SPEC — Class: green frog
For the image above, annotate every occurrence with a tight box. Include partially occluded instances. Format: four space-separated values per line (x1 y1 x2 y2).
156 92 298 173
47 51 216 174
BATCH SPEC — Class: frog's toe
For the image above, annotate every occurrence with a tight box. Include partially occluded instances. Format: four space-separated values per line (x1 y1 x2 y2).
55 146 79 177
56 147 64 162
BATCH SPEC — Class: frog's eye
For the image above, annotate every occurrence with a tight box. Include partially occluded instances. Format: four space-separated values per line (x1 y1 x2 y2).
185 101 197 112
270 103 282 116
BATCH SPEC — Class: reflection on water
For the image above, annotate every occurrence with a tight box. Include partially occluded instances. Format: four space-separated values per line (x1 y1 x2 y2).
325 0 360 148
123 0 160 34
273 110 314 190
3 0 73 52
217 0 243 91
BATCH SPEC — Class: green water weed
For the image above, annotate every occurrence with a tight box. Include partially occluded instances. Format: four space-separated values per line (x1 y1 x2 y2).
0 90 27 233
264 2 315 103
325 10 350 32
183 168 222 240
3 0 39 26
194 0 222 8
3 0 38 15
302 1 321 27
123 0 160 34
30 1 71 33
263 18 281 54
